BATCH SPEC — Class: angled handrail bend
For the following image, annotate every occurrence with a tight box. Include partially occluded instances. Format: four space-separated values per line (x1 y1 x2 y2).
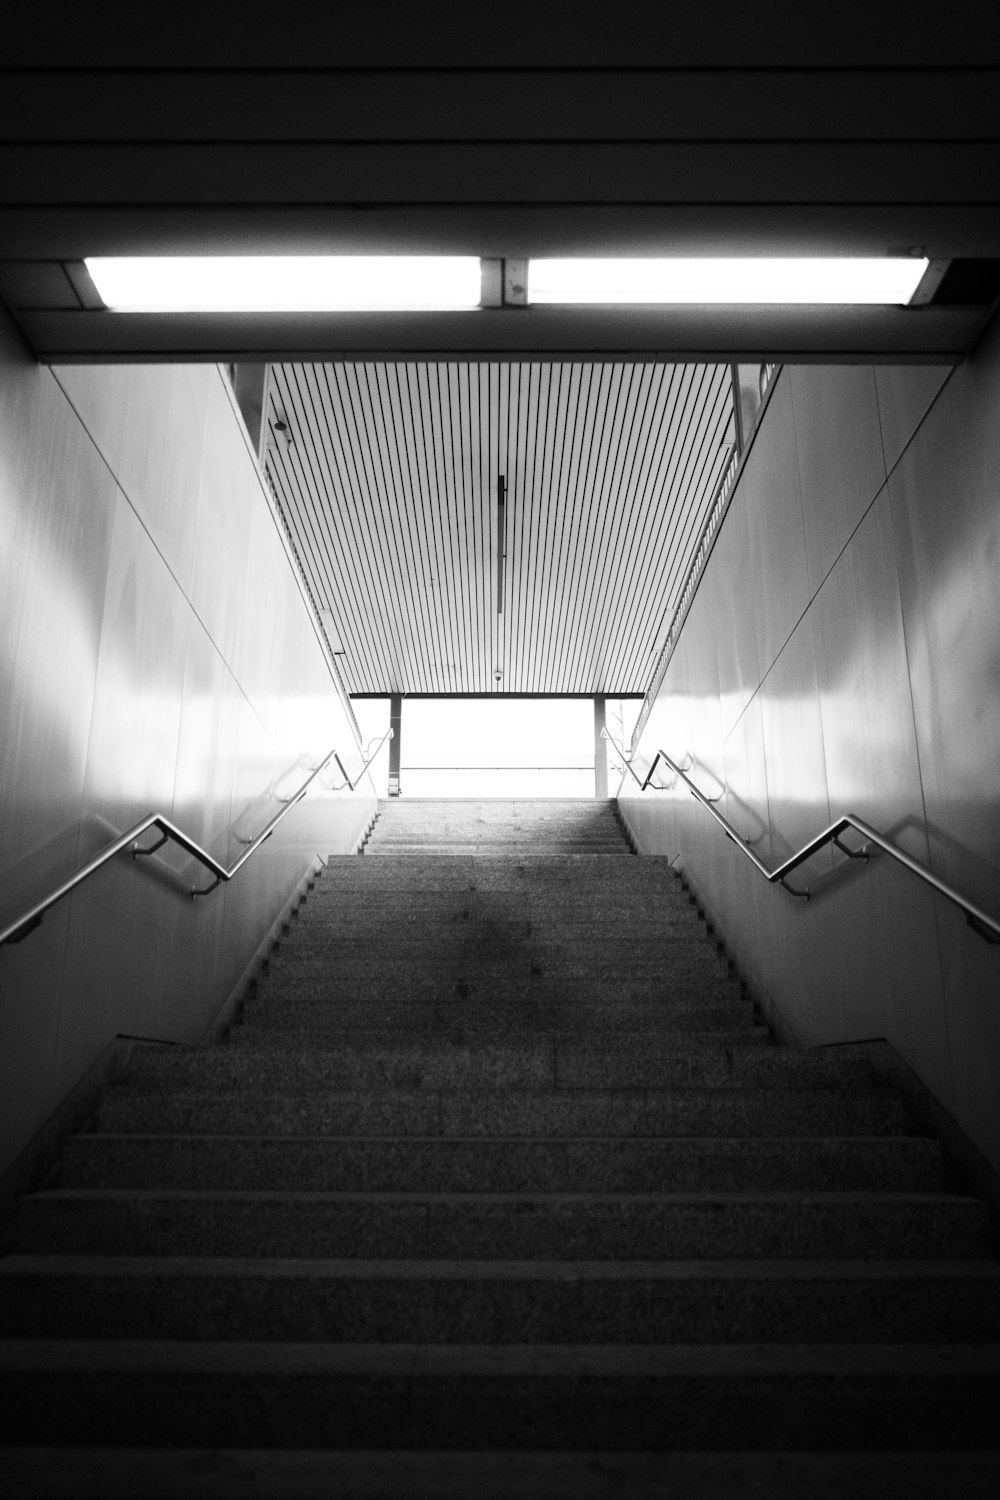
0 728 392 949
602 728 1000 944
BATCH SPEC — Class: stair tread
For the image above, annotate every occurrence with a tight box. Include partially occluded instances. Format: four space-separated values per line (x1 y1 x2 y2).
4 1448 1000 1500
26 1188 978 1204
5 1338 1000 1375
8 1255 1000 1279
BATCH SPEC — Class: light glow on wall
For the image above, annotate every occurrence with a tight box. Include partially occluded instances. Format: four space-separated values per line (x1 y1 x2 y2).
84 256 484 312
527 258 930 306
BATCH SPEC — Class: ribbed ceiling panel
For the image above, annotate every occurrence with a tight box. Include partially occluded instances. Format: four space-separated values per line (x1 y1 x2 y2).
264 361 733 695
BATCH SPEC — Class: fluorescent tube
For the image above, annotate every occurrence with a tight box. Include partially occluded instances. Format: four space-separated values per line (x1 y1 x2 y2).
526 258 930 306
84 256 483 311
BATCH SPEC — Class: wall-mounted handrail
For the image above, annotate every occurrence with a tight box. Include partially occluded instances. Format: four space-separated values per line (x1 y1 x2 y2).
328 726 395 793
0 728 392 949
601 728 665 793
602 728 1000 945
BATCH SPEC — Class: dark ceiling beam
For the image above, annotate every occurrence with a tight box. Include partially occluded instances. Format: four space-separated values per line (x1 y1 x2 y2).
3 143 998 207
5 1 1000 68
3 3 999 361
2 70 998 141
14 304 984 365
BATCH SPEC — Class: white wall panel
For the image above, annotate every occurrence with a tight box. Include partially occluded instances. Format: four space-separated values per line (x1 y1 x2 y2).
888 357 1000 916
790 364 884 594
0 309 374 1182
117 364 209 599
874 365 951 474
622 333 1000 1180
742 376 810 675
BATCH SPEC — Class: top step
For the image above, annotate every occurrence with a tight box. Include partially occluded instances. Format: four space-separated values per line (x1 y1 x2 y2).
366 799 633 857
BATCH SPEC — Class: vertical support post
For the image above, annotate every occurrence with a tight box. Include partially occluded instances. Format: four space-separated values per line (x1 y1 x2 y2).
730 360 745 459
388 693 402 798
594 695 608 799
497 474 506 616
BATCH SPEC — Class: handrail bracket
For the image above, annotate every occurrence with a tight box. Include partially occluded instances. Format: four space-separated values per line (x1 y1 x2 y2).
132 832 168 860
834 835 869 863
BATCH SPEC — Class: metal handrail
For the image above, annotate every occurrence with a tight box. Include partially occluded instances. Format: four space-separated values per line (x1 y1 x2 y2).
602 728 1000 944
0 728 392 949
329 726 394 793
601 728 666 793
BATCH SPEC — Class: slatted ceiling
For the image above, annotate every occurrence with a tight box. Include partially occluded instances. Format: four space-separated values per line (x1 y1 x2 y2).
264 359 733 696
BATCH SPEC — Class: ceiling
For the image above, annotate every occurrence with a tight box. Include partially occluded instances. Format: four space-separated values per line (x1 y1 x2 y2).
2 2 999 361
264 360 733 695
3 3 998 702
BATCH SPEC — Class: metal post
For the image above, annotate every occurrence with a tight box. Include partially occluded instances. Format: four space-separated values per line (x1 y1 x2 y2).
730 361 745 458
388 694 402 797
594 695 608 799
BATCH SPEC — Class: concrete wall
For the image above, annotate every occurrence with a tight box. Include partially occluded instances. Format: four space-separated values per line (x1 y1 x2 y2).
621 315 1000 1177
0 307 376 1178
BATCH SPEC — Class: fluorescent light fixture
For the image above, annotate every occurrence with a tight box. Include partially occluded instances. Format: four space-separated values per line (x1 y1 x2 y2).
526 258 930 306
84 256 483 311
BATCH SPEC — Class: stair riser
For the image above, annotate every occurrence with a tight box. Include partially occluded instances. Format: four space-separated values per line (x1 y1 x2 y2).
223 1034 776 1082
248 982 742 1011
94 1089 910 1140
271 933 723 957
6 1448 1000 1500
56 1137 943 1194
291 916 709 937
261 957 733 985
238 1009 755 1037
3 1362 999 1450
365 845 634 857
123 1042 867 1094
17 1198 991 1260
4 1273 999 1345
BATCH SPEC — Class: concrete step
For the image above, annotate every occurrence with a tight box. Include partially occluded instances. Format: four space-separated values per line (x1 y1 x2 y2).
4 1447 1000 1500
15 1191 992 1260
291 909 708 933
263 945 732 980
242 995 752 1023
93 1085 911 1140
55 1135 944 1195
236 1014 758 1044
319 855 672 879
247 977 744 1012
223 1033 777 1083
271 927 721 955
3 1340 999 1450
364 844 634 857
4 1258 1000 1345
313 859 676 875
260 963 735 993
121 1040 872 1094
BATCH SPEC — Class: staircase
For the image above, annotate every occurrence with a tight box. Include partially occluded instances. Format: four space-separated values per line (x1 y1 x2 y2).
3 798 1000 1496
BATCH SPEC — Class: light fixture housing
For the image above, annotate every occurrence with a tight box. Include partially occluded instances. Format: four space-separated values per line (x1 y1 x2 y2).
84 256 483 312
526 257 930 306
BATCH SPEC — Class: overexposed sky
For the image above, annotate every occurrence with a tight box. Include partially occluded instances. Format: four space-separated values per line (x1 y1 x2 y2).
352 698 640 799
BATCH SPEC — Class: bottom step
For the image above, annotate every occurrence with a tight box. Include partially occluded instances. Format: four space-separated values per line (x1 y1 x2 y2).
4 1448 1000 1500
3 1341 1000 1450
